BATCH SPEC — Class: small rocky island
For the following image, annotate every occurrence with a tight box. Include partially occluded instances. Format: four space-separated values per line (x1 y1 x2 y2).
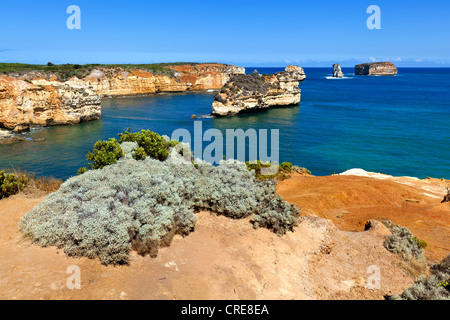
333 64 344 78
212 65 306 117
355 62 398 75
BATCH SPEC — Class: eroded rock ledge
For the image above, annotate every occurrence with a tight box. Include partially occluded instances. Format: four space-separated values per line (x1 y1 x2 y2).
0 63 245 131
212 65 306 117
355 62 398 75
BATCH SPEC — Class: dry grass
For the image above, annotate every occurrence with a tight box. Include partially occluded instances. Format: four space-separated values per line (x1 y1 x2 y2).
10 168 62 197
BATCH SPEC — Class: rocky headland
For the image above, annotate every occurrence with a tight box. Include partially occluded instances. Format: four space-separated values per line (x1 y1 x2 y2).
355 62 398 75
212 65 306 117
333 64 344 78
0 63 245 131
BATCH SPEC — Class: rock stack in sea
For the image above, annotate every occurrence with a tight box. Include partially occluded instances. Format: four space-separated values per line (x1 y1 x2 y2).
212 65 306 117
355 62 398 75
333 64 344 78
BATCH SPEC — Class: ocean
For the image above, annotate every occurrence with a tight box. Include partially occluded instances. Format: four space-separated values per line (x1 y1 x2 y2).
1 67 449 180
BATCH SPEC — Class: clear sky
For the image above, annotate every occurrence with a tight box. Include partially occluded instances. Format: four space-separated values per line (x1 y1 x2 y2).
0 0 449 67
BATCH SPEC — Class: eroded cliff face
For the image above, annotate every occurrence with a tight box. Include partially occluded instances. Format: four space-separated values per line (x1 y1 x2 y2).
355 62 398 75
0 76 101 131
0 63 245 130
212 65 306 116
58 64 245 98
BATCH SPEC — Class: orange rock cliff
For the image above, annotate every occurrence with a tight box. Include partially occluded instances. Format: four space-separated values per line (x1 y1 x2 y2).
0 63 245 131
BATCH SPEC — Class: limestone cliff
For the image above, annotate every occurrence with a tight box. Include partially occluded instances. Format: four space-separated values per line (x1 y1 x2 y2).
355 62 398 75
0 63 245 130
0 76 101 131
212 65 306 117
56 64 245 98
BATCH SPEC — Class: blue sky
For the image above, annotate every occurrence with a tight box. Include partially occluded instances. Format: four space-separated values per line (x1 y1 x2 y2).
0 0 449 67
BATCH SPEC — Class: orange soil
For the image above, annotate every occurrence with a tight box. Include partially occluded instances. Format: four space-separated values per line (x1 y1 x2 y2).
277 173 450 263
0 194 414 300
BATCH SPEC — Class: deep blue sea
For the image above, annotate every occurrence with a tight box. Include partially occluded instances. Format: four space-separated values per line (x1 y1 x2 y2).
1 67 449 180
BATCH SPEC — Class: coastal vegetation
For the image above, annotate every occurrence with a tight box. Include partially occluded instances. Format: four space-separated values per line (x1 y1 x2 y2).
0 62 201 81
0 170 28 199
388 254 450 300
381 219 428 276
20 130 301 265
0 169 62 199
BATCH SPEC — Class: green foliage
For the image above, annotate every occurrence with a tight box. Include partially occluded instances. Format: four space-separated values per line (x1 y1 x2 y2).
20 149 301 265
280 162 293 172
119 129 177 161
0 62 203 80
245 160 296 181
0 170 28 199
133 147 147 161
77 167 89 176
413 236 428 250
86 138 124 170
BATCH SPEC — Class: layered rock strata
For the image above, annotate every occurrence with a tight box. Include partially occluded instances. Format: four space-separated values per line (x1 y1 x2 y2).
0 63 245 130
212 65 306 117
0 76 101 131
355 62 398 75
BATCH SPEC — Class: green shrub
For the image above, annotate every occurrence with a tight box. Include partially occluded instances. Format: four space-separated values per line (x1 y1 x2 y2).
0 170 28 199
20 147 301 265
245 160 296 181
77 167 89 176
119 129 177 161
86 138 124 170
133 147 147 161
280 162 293 172
413 236 428 250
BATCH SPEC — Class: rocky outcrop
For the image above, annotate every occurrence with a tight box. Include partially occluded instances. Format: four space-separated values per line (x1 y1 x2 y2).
333 64 344 78
212 65 306 117
31 64 245 98
0 76 101 131
0 63 245 130
355 62 398 75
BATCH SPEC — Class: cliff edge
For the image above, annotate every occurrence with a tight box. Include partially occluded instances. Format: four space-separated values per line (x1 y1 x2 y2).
0 63 245 131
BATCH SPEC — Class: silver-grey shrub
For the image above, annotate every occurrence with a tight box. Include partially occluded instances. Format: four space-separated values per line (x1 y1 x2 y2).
19 148 300 265
382 219 425 261
388 255 450 300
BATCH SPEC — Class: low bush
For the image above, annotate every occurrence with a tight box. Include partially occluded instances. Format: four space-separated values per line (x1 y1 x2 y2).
381 219 426 262
20 146 301 265
86 138 124 170
388 255 450 300
0 170 28 199
245 161 296 181
119 129 179 161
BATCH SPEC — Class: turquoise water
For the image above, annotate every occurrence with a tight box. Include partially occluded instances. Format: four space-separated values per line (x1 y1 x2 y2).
0 67 449 180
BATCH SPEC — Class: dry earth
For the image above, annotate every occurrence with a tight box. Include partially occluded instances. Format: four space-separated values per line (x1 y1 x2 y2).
277 171 450 263
0 200 412 300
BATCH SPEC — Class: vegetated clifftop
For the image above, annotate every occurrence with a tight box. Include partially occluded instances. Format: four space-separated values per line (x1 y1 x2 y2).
212 65 306 117
0 63 245 131
355 62 398 75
